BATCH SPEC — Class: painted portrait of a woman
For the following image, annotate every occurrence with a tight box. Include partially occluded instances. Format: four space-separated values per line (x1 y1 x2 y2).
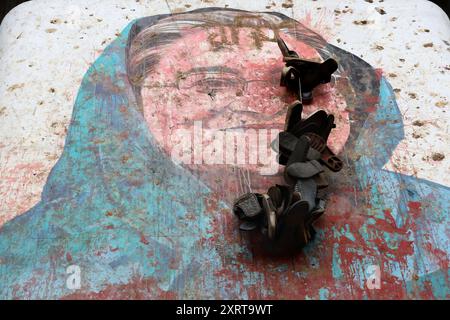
0 8 447 299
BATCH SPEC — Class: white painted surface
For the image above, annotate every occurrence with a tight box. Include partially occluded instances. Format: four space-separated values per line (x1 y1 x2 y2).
0 0 449 225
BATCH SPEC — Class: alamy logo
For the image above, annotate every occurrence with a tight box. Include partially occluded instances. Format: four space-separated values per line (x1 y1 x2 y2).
66 265 81 290
366 265 381 290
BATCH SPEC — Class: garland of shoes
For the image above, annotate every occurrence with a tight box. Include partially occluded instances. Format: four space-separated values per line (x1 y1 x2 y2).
232 37 343 251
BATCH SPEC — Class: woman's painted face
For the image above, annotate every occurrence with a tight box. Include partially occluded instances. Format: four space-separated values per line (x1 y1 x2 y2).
141 25 350 178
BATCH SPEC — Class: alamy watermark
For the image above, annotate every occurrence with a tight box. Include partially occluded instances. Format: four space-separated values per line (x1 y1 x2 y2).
66 265 81 290
170 121 280 175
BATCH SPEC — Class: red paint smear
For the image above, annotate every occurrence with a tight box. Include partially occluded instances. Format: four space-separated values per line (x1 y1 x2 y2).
0 161 47 226
419 280 437 300
365 105 377 113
